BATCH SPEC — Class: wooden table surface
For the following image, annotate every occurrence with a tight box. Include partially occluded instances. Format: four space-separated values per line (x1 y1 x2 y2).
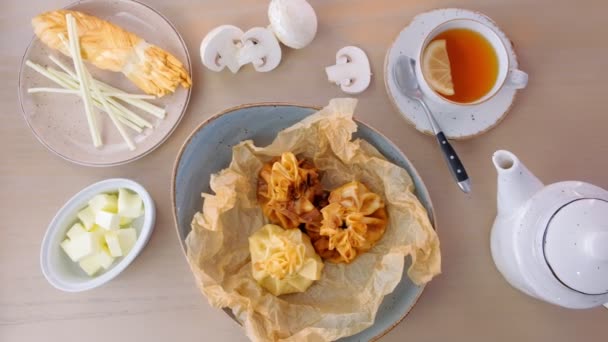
1 0 606 341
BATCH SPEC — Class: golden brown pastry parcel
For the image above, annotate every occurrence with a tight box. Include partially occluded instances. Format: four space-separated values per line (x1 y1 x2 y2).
257 152 324 229
308 181 387 264
32 10 191 96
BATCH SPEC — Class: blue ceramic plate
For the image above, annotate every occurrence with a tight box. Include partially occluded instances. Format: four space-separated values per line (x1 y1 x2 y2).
171 103 436 341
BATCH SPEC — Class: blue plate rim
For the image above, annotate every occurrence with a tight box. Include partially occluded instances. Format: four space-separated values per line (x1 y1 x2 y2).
170 102 438 341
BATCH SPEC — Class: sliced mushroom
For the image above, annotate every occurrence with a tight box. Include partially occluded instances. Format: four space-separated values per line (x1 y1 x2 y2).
325 46 371 94
238 27 282 72
200 25 244 73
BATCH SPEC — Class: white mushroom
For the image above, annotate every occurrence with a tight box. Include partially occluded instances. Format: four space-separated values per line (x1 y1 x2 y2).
325 46 371 94
268 0 317 49
200 25 244 73
238 27 282 72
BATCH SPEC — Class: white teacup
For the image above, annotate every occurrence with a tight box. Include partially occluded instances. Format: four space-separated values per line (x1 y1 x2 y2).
414 19 528 107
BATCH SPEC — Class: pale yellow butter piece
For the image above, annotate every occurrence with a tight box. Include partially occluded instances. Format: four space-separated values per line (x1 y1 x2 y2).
119 216 133 226
105 228 137 257
117 228 137 255
77 206 96 230
61 232 101 262
95 211 120 230
118 188 143 218
66 222 86 240
105 231 123 257
79 254 103 276
61 239 79 262
78 247 115 277
97 246 115 269
89 193 118 214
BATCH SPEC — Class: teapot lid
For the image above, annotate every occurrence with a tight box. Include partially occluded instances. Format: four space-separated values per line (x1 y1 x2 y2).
544 198 608 295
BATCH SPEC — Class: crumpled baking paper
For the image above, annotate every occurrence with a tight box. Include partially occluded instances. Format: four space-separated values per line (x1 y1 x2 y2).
187 98 441 341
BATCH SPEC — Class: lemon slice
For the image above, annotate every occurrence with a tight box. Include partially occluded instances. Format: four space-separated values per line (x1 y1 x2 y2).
422 39 454 96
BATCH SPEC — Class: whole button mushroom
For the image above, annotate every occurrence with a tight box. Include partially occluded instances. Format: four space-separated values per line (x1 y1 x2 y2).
325 46 372 94
268 0 317 49
200 25 244 73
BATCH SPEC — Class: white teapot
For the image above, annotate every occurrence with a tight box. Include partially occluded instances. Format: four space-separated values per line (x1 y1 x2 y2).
490 150 608 309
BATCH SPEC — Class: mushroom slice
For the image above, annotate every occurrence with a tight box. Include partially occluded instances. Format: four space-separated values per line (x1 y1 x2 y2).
238 27 282 72
200 25 244 73
325 46 372 94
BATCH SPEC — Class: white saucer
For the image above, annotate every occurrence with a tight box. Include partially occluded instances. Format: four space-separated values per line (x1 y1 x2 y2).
384 8 522 139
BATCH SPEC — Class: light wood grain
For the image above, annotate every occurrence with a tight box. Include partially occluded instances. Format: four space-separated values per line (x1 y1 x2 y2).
1 0 606 341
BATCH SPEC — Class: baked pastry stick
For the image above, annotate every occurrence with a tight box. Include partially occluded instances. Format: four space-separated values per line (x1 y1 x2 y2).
32 10 191 97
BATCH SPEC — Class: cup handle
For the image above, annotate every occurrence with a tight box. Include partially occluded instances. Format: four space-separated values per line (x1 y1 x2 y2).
505 69 528 89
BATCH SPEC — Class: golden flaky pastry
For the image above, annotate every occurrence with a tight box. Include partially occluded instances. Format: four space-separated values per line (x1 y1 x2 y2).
307 181 387 263
257 152 324 229
32 10 191 96
249 224 324 296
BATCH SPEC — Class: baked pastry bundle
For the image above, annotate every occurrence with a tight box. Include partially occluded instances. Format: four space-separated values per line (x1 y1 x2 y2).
256 152 324 230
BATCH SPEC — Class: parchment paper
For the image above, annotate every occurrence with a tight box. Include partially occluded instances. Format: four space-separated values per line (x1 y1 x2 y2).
187 98 441 341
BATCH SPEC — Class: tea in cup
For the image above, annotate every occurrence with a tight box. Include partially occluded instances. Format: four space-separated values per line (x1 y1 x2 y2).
415 19 527 107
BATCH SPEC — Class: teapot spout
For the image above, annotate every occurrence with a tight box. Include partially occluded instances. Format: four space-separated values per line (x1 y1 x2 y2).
493 150 544 216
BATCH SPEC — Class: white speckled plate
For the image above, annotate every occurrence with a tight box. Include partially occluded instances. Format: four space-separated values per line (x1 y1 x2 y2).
18 0 192 166
384 8 521 139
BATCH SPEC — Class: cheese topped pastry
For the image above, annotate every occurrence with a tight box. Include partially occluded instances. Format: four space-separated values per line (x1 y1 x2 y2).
249 224 324 296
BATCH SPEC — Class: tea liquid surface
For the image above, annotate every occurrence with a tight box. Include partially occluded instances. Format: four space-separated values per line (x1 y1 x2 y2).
431 28 499 103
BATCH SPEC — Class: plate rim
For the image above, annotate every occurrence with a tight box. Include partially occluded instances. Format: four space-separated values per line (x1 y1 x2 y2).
170 102 438 341
17 0 193 167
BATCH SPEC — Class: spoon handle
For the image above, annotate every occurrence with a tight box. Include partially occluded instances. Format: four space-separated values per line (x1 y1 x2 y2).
436 132 471 193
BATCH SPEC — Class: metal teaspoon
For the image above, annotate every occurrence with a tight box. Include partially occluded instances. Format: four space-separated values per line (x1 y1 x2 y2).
393 55 471 193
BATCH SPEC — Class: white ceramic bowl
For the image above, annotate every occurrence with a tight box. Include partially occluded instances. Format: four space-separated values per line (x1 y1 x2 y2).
41 178 156 292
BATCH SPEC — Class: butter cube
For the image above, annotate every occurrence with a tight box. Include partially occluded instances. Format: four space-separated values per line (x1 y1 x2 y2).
89 224 102 233
61 239 80 262
97 247 115 269
61 232 100 262
119 216 133 227
66 223 86 240
77 206 96 230
89 194 118 214
95 211 120 230
88 225 105 242
79 254 103 276
105 231 123 257
118 188 143 218
117 228 137 254
78 246 115 276
105 228 137 257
